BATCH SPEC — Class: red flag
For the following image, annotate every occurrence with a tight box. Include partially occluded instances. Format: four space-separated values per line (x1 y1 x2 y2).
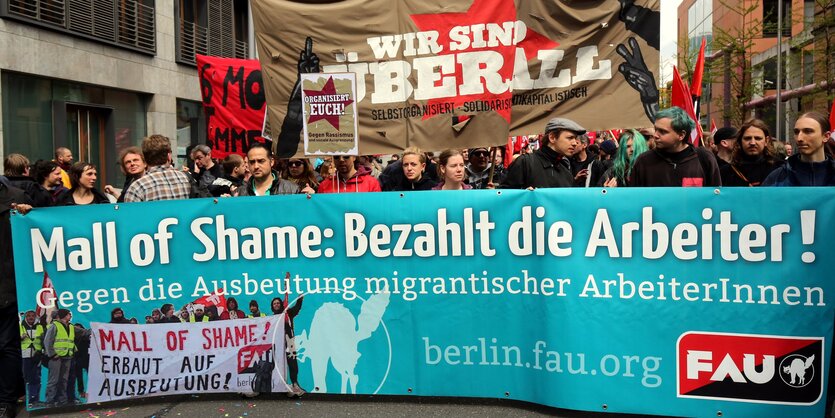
36 272 56 323
672 66 704 147
505 136 513 168
587 131 597 144
829 100 835 137
194 289 228 315
710 118 718 136
691 38 706 97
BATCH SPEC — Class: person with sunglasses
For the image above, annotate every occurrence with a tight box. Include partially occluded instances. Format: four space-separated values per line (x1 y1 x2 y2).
465 147 505 189
280 158 318 194
318 155 381 193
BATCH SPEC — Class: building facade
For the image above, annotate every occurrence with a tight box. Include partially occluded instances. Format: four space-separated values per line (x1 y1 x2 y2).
0 0 253 186
677 0 833 141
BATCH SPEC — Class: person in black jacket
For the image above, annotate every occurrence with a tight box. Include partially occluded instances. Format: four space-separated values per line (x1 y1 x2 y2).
501 117 586 189
3 154 52 207
629 107 721 187
388 147 436 191
720 119 783 187
55 162 110 206
0 177 32 418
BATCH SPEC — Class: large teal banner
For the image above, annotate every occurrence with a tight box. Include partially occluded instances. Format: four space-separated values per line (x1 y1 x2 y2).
12 188 835 417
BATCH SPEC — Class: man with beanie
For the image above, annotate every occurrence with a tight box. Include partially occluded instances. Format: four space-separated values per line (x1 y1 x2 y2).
713 126 738 168
501 117 585 189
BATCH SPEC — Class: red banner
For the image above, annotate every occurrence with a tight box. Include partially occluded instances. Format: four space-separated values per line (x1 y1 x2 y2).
197 55 267 158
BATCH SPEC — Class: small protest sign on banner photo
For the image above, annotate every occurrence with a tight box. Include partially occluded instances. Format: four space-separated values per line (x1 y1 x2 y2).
301 73 359 156
87 315 285 403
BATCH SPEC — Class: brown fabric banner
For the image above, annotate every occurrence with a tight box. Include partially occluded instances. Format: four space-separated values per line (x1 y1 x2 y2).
252 0 660 157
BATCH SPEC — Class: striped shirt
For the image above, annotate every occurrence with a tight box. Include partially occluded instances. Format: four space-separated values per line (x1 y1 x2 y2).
124 165 192 202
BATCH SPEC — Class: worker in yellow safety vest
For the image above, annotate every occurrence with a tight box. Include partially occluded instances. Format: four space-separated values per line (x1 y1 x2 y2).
189 304 209 322
43 309 74 406
20 310 44 406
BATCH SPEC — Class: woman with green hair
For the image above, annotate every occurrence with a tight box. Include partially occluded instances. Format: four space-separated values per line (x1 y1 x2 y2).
601 130 649 187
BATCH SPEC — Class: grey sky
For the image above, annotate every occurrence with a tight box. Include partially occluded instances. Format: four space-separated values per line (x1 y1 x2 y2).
659 0 684 84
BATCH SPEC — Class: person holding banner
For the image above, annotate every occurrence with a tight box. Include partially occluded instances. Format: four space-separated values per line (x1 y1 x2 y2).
248 300 266 318
629 107 721 187
220 298 246 320
189 304 210 322
319 155 381 194
432 149 471 191
270 293 305 397
55 162 110 206
0 177 31 418
763 112 835 186
43 309 75 407
239 143 300 196
501 118 586 189
388 147 436 191
20 310 43 407
719 119 783 187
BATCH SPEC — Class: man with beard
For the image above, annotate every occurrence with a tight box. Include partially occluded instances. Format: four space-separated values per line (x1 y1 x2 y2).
53 148 73 189
318 154 381 193
109 308 130 324
33 161 67 205
720 119 783 186
238 143 299 196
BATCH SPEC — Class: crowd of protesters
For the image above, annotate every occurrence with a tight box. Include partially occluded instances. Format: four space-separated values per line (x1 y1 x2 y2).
1 106 835 417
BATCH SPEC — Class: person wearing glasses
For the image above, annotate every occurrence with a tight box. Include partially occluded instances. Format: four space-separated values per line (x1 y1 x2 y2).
318 155 381 193
465 147 505 189
280 158 318 194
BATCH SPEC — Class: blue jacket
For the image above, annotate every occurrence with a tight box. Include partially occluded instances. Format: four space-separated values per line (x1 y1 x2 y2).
762 154 835 186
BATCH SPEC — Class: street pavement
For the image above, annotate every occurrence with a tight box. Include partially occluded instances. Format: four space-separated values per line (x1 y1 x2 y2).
17 394 673 418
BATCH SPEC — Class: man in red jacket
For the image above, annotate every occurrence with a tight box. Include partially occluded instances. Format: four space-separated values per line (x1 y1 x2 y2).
318 155 381 193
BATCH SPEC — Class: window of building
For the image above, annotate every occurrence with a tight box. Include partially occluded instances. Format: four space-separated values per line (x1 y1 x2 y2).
803 0 815 29
761 57 786 90
175 99 206 167
802 51 814 85
176 0 249 66
1 72 149 186
1 0 156 54
763 0 792 38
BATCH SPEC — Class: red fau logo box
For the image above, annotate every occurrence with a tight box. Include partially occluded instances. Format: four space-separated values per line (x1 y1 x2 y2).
677 332 824 405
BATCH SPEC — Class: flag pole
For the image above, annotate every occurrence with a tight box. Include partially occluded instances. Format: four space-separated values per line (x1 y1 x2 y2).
776 0 783 140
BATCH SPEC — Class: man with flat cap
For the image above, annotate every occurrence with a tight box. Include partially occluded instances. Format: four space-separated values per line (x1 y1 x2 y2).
501 118 585 189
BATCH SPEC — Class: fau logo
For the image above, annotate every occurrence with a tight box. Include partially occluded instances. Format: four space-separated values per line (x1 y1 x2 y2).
677 332 824 405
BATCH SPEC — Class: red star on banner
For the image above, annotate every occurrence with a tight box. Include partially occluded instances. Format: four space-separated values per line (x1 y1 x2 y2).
303 76 354 130
410 0 558 122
